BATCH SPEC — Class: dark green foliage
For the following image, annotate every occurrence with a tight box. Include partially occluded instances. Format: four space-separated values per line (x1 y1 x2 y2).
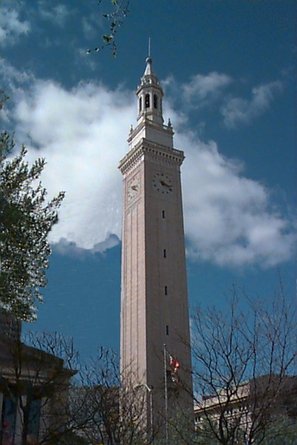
260 416 297 445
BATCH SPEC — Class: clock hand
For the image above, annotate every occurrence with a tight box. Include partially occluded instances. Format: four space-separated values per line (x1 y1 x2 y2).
160 180 170 188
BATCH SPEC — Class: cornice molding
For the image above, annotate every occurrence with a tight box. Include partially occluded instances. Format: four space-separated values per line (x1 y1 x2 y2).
119 139 184 176
127 119 174 144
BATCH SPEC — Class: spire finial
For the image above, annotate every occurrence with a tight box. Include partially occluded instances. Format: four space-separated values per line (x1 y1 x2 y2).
146 37 152 66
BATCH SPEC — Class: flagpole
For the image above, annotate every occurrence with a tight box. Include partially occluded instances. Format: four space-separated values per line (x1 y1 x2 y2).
163 343 168 445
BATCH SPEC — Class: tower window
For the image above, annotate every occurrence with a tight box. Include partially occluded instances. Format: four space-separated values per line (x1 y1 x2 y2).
163 249 167 258
145 93 150 108
139 97 142 112
164 286 168 295
166 325 169 335
153 94 158 109
162 210 165 219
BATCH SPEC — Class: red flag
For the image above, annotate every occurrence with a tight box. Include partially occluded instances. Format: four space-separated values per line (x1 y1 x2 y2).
169 354 180 373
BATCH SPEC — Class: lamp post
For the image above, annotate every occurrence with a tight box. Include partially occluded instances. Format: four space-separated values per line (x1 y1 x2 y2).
134 383 153 440
163 344 168 445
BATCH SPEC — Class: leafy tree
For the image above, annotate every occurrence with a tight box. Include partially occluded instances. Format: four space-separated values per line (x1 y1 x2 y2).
0 129 64 321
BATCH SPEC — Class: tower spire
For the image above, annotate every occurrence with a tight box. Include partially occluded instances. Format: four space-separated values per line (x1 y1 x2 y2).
128 55 174 150
148 36 151 59
136 51 164 125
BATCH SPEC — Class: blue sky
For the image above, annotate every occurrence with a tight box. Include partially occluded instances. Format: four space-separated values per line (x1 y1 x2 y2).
1 0 296 359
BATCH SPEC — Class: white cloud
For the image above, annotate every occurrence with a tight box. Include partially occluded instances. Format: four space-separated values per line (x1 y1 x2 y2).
0 58 34 124
7 71 296 268
182 72 232 107
0 7 30 46
0 57 34 89
53 234 119 257
12 79 134 250
221 81 283 127
180 135 295 267
82 16 98 40
37 1 71 27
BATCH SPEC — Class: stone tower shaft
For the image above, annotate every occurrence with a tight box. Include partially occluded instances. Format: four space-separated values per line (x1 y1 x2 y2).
119 57 193 436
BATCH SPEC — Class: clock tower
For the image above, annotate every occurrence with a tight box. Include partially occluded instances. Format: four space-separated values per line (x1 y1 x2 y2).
119 56 193 438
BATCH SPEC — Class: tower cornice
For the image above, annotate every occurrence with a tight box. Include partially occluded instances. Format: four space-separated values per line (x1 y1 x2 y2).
119 138 184 176
128 118 174 146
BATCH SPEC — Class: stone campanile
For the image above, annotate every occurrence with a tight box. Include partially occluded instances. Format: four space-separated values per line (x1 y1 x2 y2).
119 56 193 437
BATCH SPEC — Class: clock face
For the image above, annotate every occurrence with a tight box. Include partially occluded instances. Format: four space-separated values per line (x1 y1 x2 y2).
127 175 140 202
152 172 173 194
